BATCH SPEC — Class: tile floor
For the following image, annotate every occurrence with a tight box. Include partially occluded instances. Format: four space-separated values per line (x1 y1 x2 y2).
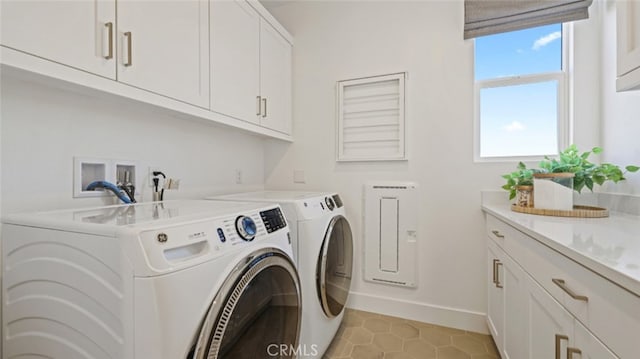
323 309 500 359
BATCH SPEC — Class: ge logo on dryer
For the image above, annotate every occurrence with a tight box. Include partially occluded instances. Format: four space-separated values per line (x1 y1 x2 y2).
157 233 168 243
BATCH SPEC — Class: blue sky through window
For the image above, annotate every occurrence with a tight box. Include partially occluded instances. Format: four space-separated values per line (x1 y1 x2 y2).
475 24 563 158
475 24 562 80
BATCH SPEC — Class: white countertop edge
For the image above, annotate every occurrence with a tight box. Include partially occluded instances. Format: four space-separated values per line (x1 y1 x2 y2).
482 204 640 298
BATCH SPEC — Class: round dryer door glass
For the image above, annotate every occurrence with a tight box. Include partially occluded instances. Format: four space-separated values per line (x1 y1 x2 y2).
193 248 301 359
317 215 353 318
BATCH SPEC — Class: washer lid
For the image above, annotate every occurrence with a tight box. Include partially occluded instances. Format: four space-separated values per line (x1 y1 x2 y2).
2 200 274 235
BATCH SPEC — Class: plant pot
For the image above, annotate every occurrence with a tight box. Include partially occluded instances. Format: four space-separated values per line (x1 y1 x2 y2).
515 185 534 208
533 173 574 210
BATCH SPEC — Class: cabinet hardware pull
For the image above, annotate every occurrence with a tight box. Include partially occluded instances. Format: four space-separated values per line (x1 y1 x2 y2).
567 347 582 358
124 32 133 67
495 261 503 288
552 278 589 302
256 96 262 116
104 22 114 59
491 230 504 238
262 98 267 118
555 334 568 359
492 259 499 284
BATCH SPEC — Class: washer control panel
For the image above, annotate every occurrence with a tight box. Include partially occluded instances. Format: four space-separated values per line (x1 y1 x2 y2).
260 207 287 233
235 215 257 241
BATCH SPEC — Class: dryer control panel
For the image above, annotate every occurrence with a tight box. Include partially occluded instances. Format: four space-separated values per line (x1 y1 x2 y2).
260 207 287 233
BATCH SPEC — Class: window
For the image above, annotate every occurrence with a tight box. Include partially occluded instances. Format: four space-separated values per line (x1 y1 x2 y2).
474 23 569 161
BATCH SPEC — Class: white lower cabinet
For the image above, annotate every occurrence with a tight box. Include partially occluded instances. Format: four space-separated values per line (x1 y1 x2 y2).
486 214 623 359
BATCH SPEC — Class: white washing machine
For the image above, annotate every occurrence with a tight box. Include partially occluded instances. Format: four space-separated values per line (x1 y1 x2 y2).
2 200 301 359
208 191 353 358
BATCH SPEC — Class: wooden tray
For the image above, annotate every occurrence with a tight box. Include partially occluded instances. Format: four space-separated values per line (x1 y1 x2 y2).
511 204 609 218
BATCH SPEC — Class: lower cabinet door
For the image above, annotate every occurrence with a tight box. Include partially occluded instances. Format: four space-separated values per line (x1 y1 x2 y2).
526 275 574 359
573 321 619 359
487 242 504 354
502 254 527 359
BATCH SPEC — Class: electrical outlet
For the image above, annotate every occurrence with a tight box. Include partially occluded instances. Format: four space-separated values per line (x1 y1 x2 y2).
235 169 242 184
294 170 305 184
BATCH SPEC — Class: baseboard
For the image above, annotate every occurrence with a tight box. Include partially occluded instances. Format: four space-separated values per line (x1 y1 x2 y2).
346 291 489 334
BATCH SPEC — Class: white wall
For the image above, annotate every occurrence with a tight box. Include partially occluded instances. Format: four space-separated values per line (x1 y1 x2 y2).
263 0 602 332
600 0 640 194
1 73 266 213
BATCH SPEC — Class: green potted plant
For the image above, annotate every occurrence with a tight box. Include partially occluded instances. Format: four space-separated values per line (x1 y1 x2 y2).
534 145 639 210
502 162 537 207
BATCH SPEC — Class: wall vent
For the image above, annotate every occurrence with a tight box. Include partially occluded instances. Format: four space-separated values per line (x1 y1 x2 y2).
336 72 407 162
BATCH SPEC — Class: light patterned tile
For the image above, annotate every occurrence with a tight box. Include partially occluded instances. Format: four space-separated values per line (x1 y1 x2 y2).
451 335 488 355
403 339 437 359
384 352 414 359
419 326 453 347
347 327 374 345
438 346 472 359
363 317 392 333
351 344 384 359
390 322 420 339
372 332 403 352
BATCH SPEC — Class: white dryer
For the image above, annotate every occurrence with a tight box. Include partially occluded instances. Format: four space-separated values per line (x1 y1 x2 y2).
208 191 354 358
2 200 301 359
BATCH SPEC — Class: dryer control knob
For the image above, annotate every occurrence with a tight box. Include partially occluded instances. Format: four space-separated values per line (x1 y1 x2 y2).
325 196 335 211
235 216 257 241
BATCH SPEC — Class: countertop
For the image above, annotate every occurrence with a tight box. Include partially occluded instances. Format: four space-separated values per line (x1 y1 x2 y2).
482 204 640 297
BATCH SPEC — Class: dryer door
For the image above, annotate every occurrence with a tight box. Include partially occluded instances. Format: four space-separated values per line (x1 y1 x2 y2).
192 248 301 359
317 215 354 318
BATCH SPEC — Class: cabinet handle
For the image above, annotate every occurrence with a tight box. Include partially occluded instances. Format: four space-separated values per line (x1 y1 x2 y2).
124 32 133 67
256 96 262 116
552 278 589 302
555 334 568 359
491 230 504 238
492 259 499 284
495 261 503 288
567 347 582 358
104 22 114 59
262 98 267 118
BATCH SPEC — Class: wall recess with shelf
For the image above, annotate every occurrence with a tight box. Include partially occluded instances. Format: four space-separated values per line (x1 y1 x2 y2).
73 157 138 198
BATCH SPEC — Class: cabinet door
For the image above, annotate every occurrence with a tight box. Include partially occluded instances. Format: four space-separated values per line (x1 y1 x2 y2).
0 0 116 78
210 0 260 124
117 0 209 108
486 243 504 355
573 321 619 359
617 0 640 77
526 275 574 359
260 20 292 134
502 254 527 359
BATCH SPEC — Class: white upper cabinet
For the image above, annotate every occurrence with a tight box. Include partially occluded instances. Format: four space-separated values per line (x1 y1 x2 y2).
117 0 209 108
259 19 292 135
210 0 292 135
0 0 292 140
0 0 117 79
617 0 640 91
210 0 261 124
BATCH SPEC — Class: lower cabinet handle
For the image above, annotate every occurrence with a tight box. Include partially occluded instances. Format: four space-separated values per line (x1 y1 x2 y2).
567 347 582 358
492 259 499 284
491 230 505 238
555 334 568 359
495 261 503 288
552 278 589 302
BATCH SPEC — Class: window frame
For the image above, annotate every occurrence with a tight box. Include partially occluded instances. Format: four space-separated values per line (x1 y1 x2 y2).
473 23 572 163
